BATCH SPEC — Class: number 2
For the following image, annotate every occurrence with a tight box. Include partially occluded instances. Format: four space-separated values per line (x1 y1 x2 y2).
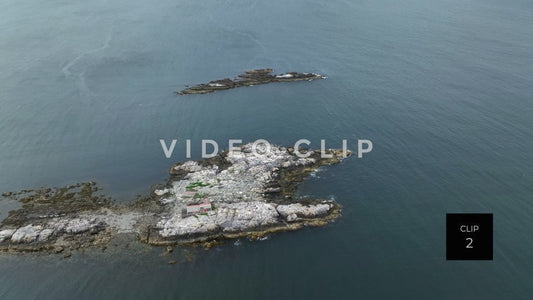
466 238 473 248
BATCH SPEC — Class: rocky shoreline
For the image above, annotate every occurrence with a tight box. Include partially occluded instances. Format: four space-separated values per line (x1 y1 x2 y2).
0 144 349 254
176 68 324 95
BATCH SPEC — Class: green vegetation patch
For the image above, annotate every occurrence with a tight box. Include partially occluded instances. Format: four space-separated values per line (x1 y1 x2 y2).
186 181 210 191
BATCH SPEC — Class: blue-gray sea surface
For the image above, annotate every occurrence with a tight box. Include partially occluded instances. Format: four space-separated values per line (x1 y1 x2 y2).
1 0 532 299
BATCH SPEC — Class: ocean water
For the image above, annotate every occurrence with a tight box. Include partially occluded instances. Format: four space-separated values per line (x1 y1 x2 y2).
1 0 533 298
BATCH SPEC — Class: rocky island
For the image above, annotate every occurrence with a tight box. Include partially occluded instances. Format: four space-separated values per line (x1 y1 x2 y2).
176 68 325 95
0 144 349 254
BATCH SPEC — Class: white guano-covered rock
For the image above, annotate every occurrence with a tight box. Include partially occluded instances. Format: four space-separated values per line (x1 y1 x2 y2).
65 218 92 233
286 213 298 222
165 144 317 205
157 201 280 237
11 225 42 243
38 229 55 241
152 143 343 240
0 229 16 242
276 203 331 219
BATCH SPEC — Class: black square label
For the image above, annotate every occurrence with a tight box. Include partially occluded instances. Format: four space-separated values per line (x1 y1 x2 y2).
446 213 493 260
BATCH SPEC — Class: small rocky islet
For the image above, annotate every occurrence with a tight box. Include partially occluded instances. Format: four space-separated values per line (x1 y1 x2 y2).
0 144 350 254
176 68 325 95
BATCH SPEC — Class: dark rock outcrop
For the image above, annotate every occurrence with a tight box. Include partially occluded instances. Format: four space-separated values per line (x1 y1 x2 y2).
176 69 324 95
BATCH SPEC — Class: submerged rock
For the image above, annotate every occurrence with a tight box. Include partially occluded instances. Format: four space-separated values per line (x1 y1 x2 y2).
176 69 325 95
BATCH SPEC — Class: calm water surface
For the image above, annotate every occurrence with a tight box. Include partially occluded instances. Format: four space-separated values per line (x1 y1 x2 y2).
1 0 532 298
